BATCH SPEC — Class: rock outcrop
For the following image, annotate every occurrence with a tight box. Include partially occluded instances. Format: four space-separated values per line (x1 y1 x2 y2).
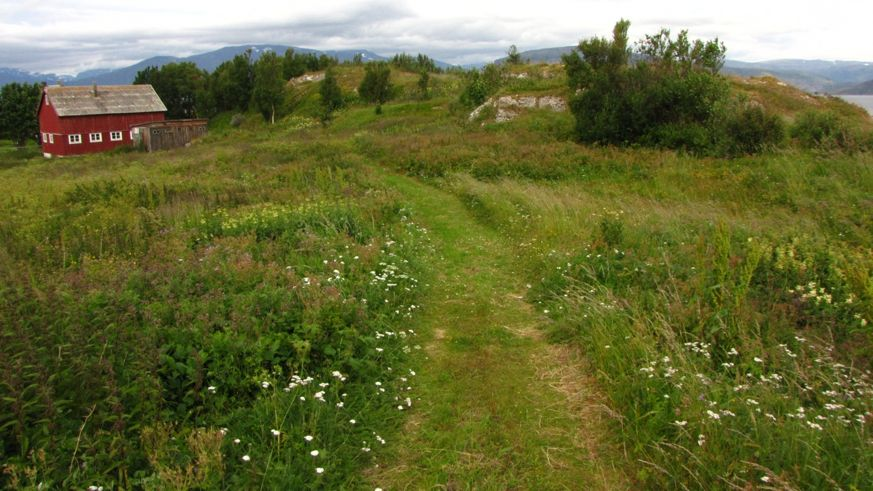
469 94 568 123
289 72 325 86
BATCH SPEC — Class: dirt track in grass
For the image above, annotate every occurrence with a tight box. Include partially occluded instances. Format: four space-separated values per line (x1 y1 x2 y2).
367 171 630 490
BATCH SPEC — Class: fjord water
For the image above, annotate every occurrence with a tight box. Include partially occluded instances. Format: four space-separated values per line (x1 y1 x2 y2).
839 95 873 115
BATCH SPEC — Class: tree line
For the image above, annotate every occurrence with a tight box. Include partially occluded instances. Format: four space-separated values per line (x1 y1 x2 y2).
133 48 338 122
319 60 401 124
134 50 444 123
0 48 444 147
0 83 41 147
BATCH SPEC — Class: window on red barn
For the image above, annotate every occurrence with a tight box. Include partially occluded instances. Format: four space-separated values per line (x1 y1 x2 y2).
89 132 102 143
69 134 82 144
110 131 123 141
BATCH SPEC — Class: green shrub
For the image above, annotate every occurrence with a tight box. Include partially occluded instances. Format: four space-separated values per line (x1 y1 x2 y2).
358 61 393 113
459 71 489 107
598 211 624 247
459 64 505 108
564 20 789 157
566 25 728 152
790 110 865 152
720 104 786 156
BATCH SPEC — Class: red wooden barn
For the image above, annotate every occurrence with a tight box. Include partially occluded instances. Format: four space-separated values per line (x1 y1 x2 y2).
38 84 166 157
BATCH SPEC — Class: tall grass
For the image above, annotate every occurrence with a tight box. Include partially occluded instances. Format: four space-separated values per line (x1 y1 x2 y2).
2 60 871 489
0 130 430 489
446 146 873 488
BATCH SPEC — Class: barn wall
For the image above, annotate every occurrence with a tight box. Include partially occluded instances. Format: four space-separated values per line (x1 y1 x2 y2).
37 94 63 157
56 112 166 156
38 94 166 157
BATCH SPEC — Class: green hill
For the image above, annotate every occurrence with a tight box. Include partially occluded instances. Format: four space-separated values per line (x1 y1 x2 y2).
837 79 873 95
730 75 873 122
495 46 575 64
1 63 872 490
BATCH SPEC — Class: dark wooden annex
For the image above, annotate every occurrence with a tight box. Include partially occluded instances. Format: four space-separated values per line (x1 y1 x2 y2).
131 119 208 152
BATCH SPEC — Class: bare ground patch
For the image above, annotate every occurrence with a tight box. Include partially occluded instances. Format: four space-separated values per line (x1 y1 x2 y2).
532 342 631 489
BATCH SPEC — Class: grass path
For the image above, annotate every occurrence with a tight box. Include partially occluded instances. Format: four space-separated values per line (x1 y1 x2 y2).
367 172 628 490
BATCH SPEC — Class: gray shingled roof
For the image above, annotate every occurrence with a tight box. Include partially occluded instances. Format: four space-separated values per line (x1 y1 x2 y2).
45 85 167 117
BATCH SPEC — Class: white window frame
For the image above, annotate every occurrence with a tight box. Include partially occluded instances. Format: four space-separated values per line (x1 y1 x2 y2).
49 134 54 144
42 133 48 143
110 131 123 142
68 134 82 144
89 132 103 143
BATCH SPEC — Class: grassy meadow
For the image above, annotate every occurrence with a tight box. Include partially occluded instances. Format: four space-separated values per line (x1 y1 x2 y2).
1 62 872 489
0 122 434 488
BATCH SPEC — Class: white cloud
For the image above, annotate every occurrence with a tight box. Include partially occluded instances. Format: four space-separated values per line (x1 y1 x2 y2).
0 0 869 74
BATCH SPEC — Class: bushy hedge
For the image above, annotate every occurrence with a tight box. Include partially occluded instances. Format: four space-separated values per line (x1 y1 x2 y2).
459 64 505 108
790 110 871 152
564 21 785 157
719 104 786 156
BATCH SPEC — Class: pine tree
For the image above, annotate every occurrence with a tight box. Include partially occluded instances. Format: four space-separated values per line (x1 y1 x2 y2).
358 62 392 114
417 70 430 99
319 69 343 125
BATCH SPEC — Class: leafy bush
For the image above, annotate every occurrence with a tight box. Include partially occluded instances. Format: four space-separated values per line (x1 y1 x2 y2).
564 20 789 157
459 71 489 107
565 22 726 152
459 64 505 108
598 211 624 247
790 110 868 152
720 103 786 156
358 62 393 112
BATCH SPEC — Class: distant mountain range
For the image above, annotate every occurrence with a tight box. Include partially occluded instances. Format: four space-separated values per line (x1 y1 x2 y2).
0 45 446 87
498 47 873 94
4 44 873 95
495 46 575 65
721 59 873 94
836 79 873 95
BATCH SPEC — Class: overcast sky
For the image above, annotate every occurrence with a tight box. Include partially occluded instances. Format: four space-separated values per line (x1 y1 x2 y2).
1 0 869 75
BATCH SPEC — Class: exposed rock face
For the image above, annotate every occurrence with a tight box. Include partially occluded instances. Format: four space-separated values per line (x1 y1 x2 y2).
289 72 325 85
496 108 518 123
467 100 494 121
498 95 538 109
537 96 567 112
468 94 568 123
